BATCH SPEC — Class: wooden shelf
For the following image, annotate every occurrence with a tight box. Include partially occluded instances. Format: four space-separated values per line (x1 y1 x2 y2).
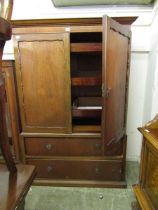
73 97 102 107
72 106 102 118
71 43 102 52
71 76 101 86
73 125 101 133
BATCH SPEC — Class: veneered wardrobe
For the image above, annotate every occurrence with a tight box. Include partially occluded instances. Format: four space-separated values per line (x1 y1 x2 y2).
9 16 135 187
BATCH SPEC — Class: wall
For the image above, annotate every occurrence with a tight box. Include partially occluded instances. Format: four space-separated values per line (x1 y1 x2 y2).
143 0 158 122
127 0 158 161
3 0 157 161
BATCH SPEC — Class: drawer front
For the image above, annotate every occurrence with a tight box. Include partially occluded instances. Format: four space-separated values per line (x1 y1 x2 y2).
26 159 123 181
24 137 102 156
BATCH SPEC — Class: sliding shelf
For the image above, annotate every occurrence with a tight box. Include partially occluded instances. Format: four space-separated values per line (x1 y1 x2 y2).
71 43 102 52
71 76 101 86
73 125 101 133
72 106 102 118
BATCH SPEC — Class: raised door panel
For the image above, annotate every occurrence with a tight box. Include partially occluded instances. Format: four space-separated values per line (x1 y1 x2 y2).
14 33 71 133
102 16 131 155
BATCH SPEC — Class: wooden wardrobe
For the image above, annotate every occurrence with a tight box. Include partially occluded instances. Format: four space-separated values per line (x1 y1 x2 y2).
10 16 135 187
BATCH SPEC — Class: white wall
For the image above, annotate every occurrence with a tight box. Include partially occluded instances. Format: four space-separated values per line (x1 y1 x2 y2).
126 52 149 161
126 20 151 161
127 0 158 161
143 1 158 121
3 0 158 162
11 0 153 19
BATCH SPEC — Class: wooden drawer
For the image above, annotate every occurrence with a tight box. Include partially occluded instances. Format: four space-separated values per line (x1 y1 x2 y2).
24 137 102 156
26 158 123 181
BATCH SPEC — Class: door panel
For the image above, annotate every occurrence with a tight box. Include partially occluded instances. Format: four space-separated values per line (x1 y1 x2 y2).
14 33 71 133
102 16 131 155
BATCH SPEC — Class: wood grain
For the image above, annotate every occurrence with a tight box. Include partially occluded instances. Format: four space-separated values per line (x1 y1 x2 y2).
0 0 13 20
2 61 20 161
0 164 36 210
0 2 36 210
24 137 102 156
27 158 123 181
71 43 102 52
71 76 101 86
14 33 72 133
11 17 137 27
11 16 132 186
102 16 130 155
133 116 158 210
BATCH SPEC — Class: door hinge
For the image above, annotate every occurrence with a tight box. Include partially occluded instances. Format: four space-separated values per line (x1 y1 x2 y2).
102 84 111 98
106 87 111 98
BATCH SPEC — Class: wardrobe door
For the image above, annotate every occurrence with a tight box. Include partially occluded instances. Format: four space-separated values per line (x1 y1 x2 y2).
14 33 72 133
102 16 131 155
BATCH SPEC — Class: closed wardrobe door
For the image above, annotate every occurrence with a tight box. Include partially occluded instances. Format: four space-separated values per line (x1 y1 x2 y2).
14 33 72 133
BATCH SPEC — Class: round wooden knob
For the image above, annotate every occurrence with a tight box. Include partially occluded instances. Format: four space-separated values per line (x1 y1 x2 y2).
45 144 53 151
47 166 53 173
95 143 101 150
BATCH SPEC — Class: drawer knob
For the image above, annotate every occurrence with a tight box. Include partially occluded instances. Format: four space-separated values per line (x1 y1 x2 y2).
95 167 100 174
45 143 53 151
95 143 101 150
47 166 53 173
